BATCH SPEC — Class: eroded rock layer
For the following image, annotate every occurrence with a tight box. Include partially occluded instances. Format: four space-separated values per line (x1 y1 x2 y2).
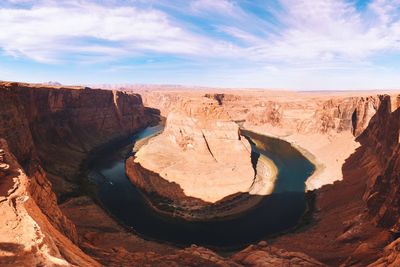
1 82 400 266
137 89 400 266
362 95 400 233
0 82 154 197
127 95 280 220
141 90 388 190
271 94 400 266
0 139 100 267
0 82 166 266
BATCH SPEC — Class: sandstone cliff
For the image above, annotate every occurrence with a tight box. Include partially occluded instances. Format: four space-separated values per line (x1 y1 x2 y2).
132 101 255 203
141 90 388 190
142 91 381 137
127 94 282 220
270 94 400 266
0 82 158 266
1 82 400 266
0 82 152 197
0 139 100 266
361 95 400 235
138 89 400 266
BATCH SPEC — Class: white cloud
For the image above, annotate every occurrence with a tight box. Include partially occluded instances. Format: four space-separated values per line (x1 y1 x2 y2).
0 2 222 62
3 0 398 66
248 0 399 63
0 0 399 89
191 0 237 15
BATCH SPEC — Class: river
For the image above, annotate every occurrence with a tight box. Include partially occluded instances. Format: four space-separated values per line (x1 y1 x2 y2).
87 125 315 249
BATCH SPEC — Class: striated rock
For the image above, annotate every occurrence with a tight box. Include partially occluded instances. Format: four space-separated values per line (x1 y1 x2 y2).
127 96 279 219
359 95 400 230
1 81 400 266
0 139 100 267
0 82 154 198
141 90 387 192
0 82 158 266
131 97 256 204
231 243 326 266
143 90 381 137
369 238 400 267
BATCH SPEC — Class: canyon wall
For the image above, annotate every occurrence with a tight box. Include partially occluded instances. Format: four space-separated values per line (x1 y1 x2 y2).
142 91 381 137
140 90 388 191
0 83 326 266
361 95 400 232
0 82 156 266
363 95 400 266
269 94 400 266
1 82 399 266
0 139 100 266
0 82 154 197
138 89 400 265
127 96 274 220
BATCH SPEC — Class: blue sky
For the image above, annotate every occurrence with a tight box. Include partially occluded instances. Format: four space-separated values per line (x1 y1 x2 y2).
0 0 399 90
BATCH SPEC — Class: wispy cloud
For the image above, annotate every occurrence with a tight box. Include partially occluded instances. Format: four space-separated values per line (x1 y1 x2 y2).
191 0 237 15
218 0 400 63
0 1 229 62
0 0 399 89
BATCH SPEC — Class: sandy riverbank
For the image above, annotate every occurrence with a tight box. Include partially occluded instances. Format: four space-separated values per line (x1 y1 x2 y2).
243 123 360 191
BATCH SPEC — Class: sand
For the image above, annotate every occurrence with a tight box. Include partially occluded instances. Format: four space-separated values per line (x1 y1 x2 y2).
243 124 360 191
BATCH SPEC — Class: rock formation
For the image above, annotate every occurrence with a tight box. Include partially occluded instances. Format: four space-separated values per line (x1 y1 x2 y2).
133 103 255 203
138 89 400 265
7 83 164 203
1 81 399 266
361 95 400 233
127 95 279 220
0 82 165 266
141 90 386 190
231 241 326 267
0 138 99 267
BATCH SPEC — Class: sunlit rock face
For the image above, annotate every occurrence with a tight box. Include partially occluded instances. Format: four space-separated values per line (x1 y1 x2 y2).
0 82 153 198
141 90 387 191
128 96 278 220
133 109 255 203
0 138 100 267
361 96 400 267
0 82 155 266
360 95 400 230
1 81 400 266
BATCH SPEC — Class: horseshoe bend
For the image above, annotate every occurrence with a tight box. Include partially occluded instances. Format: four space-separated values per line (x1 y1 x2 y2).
0 81 399 266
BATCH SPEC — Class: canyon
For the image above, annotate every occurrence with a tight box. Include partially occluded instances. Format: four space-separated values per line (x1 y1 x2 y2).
127 96 280 220
0 81 399 266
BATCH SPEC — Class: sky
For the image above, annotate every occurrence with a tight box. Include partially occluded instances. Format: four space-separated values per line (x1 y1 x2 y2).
0 0 399 90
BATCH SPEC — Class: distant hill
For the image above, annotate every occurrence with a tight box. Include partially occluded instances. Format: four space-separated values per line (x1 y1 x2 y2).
44 81 62 86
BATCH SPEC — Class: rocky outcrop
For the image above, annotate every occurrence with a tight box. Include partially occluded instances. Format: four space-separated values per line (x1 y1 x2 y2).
131 97 256 204
369 238 400 266
0 139 100 267
0 82 157 266
140 89 400 265
0 82 153 197
127 95 280 220
231 241 326 267
1 82 400 266
142 91 381 137
360 95 400 231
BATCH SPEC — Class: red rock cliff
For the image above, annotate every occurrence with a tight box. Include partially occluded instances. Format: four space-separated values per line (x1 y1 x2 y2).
360 95 400 231
0 82 152 194
0 82 155 266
